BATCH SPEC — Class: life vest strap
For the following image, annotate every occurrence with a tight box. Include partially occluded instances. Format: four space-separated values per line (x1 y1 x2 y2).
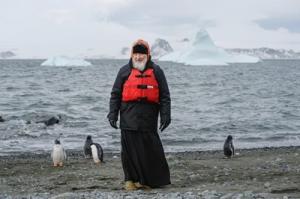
135 74 151 78
137 84 157 89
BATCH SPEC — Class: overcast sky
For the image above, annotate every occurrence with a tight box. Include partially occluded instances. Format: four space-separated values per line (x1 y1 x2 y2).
1 0 300 58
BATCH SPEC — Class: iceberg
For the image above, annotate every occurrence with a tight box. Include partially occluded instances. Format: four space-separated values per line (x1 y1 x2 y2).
41 56 92 66
160 29 259 65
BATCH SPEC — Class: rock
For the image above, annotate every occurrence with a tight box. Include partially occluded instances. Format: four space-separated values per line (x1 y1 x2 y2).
199 190 219 199
124 195 135 199
243 191 254 197
220 193 234 199
189 173 199 181
271 187 299 194
281 165 290 172
232 193 243 199
50 192 78 199
264 182 271 188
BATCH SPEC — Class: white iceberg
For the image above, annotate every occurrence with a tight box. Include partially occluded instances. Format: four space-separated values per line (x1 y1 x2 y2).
41 56 92 66
160 29 259 65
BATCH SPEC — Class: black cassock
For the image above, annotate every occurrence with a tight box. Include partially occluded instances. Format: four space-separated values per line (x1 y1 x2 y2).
108 59 171 187
121 130 170 187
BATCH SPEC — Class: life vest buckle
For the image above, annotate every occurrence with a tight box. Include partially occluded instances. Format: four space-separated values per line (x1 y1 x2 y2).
137 84 148 89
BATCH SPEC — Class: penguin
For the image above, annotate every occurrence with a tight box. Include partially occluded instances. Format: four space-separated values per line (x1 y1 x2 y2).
83 135 93 158
91 142 104 164
223 135 235 158
51 139 67 167
0 116 5 122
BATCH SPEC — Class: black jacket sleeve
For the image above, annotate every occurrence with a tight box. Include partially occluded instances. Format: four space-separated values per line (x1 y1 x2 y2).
153 64 171 123
107 65 131 121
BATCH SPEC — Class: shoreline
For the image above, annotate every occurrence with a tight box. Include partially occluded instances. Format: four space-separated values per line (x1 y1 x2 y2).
1 146 300 198
1 145 299 158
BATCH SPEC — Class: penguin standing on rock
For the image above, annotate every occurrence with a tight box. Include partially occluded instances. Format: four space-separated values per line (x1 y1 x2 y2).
51 139 67 167
223 135 235 158
91 142 104 164
83 135 93 158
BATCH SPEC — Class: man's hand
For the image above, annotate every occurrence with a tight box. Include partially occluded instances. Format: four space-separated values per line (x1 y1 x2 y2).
109 120 118 129
159 119 171 132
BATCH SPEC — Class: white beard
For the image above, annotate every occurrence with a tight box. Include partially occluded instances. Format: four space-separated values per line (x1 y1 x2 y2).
132 59 147 71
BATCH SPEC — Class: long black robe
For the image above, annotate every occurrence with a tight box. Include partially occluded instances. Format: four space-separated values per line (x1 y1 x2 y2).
121 130 170 187
108 58 171 187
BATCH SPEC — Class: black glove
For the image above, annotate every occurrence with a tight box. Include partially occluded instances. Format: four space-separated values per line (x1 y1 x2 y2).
109 119 118 129
159 119 171 132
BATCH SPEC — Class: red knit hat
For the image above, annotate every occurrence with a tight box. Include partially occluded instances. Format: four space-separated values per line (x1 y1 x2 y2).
131 39 150 59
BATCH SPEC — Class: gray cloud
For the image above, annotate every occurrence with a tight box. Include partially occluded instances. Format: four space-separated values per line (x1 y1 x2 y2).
1 0 300 57
256 17 300 33
104 0 219 31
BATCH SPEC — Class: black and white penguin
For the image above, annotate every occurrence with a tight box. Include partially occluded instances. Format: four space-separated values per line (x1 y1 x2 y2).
0 116 5 122
83 135 93 158
223 135 235 158
51 139 67 167
91 142 104 164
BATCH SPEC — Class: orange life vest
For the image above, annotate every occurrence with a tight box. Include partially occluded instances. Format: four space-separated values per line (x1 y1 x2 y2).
122 68 159 103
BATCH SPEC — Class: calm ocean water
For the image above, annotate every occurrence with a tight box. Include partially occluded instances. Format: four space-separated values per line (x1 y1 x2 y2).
0 59 299 155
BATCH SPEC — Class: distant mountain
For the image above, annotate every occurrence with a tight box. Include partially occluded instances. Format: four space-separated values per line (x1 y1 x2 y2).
151 38 173 59
0 51 16 59
180 38 190 42
226 48 300 59
121 47 130 56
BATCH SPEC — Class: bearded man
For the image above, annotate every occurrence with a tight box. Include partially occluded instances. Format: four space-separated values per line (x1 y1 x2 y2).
107 39 171 190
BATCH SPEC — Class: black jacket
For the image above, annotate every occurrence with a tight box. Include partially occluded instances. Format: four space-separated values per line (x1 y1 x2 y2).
107 59 171 132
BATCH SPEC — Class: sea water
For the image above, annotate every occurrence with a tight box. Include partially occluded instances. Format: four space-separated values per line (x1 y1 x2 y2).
0 59 299 155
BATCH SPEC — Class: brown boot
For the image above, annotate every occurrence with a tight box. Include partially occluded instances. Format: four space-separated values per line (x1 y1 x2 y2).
124 181 137 191
134 182 151 190
134 182 143 188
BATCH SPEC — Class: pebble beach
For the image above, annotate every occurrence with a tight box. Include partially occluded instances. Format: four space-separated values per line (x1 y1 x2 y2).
1 146 300 199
